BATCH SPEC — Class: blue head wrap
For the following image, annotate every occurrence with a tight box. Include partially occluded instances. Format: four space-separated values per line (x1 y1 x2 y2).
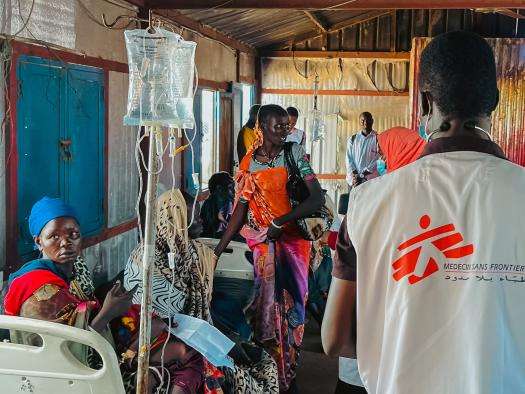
28 197 79 237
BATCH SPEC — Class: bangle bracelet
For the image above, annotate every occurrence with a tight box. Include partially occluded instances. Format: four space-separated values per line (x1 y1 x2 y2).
271 220 283 229
120 348 137 365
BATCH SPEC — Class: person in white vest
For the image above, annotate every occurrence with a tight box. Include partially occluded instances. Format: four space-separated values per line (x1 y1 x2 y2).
322 30 525 394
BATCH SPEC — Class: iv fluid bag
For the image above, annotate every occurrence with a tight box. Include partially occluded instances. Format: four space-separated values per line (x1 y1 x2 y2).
310 109 325 142
124 28 196 128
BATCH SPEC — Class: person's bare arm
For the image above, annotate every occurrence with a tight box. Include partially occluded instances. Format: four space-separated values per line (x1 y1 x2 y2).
213 201 249 258
321 278 357 358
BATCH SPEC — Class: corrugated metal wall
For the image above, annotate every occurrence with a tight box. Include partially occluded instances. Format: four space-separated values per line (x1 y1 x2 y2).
262 56 411 205
262 94 409 172
84 228 138 286
108 71 139 228
491 39 525 166
3 0 76 49
262 56 410 182
262 58 409 91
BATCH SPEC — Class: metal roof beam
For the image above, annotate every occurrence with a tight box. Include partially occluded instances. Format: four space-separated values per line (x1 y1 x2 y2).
125 0 146 7
263 10 390 50
303 10 328 32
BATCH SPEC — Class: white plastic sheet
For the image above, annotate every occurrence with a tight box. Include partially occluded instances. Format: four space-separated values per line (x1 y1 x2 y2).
124 28 196 128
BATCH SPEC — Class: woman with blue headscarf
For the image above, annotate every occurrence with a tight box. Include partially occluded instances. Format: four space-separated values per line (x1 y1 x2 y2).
4 197 206 394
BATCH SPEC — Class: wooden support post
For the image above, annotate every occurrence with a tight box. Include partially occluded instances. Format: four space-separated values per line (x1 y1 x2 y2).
259 50 410 59
303 10 328 32
261 88 408 96
255 56 263 104
236 49 241 83
391 10 398 52
136 126 160 394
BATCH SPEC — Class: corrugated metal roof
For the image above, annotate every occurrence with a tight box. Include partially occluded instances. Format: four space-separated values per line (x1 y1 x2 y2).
172 9 523 51
177 9 366 48
316 10 373 26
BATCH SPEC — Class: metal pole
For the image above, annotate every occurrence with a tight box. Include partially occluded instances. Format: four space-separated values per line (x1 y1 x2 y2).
136 126 159 393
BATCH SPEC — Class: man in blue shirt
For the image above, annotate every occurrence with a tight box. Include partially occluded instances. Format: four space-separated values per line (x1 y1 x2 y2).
345 112 379 187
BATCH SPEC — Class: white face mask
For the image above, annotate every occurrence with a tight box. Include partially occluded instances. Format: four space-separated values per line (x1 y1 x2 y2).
420 113 439 142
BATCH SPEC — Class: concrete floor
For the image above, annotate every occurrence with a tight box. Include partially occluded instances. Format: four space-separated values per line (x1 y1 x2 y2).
295 316 339 394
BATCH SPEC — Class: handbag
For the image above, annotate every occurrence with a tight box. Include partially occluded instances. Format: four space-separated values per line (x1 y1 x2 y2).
283 142 334 241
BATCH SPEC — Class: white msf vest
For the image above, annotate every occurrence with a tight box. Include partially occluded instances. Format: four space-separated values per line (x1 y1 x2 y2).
347 151 525 394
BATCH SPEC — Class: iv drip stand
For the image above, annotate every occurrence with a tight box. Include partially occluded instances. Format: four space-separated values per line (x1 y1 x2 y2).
136 126 159 393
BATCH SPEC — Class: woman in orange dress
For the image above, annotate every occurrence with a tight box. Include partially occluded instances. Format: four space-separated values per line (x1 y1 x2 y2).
214 104 325 392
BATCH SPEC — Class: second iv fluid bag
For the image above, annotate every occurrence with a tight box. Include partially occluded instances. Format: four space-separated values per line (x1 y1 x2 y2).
124 28 196 128
310 109 325 142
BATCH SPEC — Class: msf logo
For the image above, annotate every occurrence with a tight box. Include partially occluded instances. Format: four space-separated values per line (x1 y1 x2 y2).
392 215 474 284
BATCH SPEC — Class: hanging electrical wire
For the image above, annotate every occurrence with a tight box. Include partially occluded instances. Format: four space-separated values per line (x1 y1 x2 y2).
365 60 381 91
386 62 407 93
77 0 138 30
75 1 244 55
13 0 36 37
0 0 38 178
292 49 310 79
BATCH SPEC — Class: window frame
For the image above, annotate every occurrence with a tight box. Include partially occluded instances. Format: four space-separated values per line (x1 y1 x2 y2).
199 89 220 191
241 84 254 126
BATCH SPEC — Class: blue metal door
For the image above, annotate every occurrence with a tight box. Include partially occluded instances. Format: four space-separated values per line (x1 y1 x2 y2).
17 57 65 258
66 66 105 237
16 56 105 260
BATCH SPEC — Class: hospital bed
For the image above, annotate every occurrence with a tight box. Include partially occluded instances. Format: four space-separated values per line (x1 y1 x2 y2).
0 315 125 393
0 240 254 391
198 238 254 281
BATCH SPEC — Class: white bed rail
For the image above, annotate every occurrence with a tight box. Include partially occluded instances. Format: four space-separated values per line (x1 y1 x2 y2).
0 315 125 393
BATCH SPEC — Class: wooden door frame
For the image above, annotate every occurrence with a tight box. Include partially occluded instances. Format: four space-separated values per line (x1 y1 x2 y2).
219 92 234 174
5 41 136 274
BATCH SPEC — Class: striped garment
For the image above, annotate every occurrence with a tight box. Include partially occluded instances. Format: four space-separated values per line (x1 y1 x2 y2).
123 257 186 318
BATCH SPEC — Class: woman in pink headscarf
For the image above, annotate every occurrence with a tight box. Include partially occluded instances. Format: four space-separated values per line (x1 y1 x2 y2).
377 127 426 173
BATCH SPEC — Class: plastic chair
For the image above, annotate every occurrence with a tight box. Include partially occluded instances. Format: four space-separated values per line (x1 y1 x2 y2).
0 315 125 394
198 238 254 280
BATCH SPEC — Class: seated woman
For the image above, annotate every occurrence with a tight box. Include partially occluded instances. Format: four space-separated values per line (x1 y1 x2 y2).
200 172 235 239
124 189 279 393
3 197 201 394
125 189 214 321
